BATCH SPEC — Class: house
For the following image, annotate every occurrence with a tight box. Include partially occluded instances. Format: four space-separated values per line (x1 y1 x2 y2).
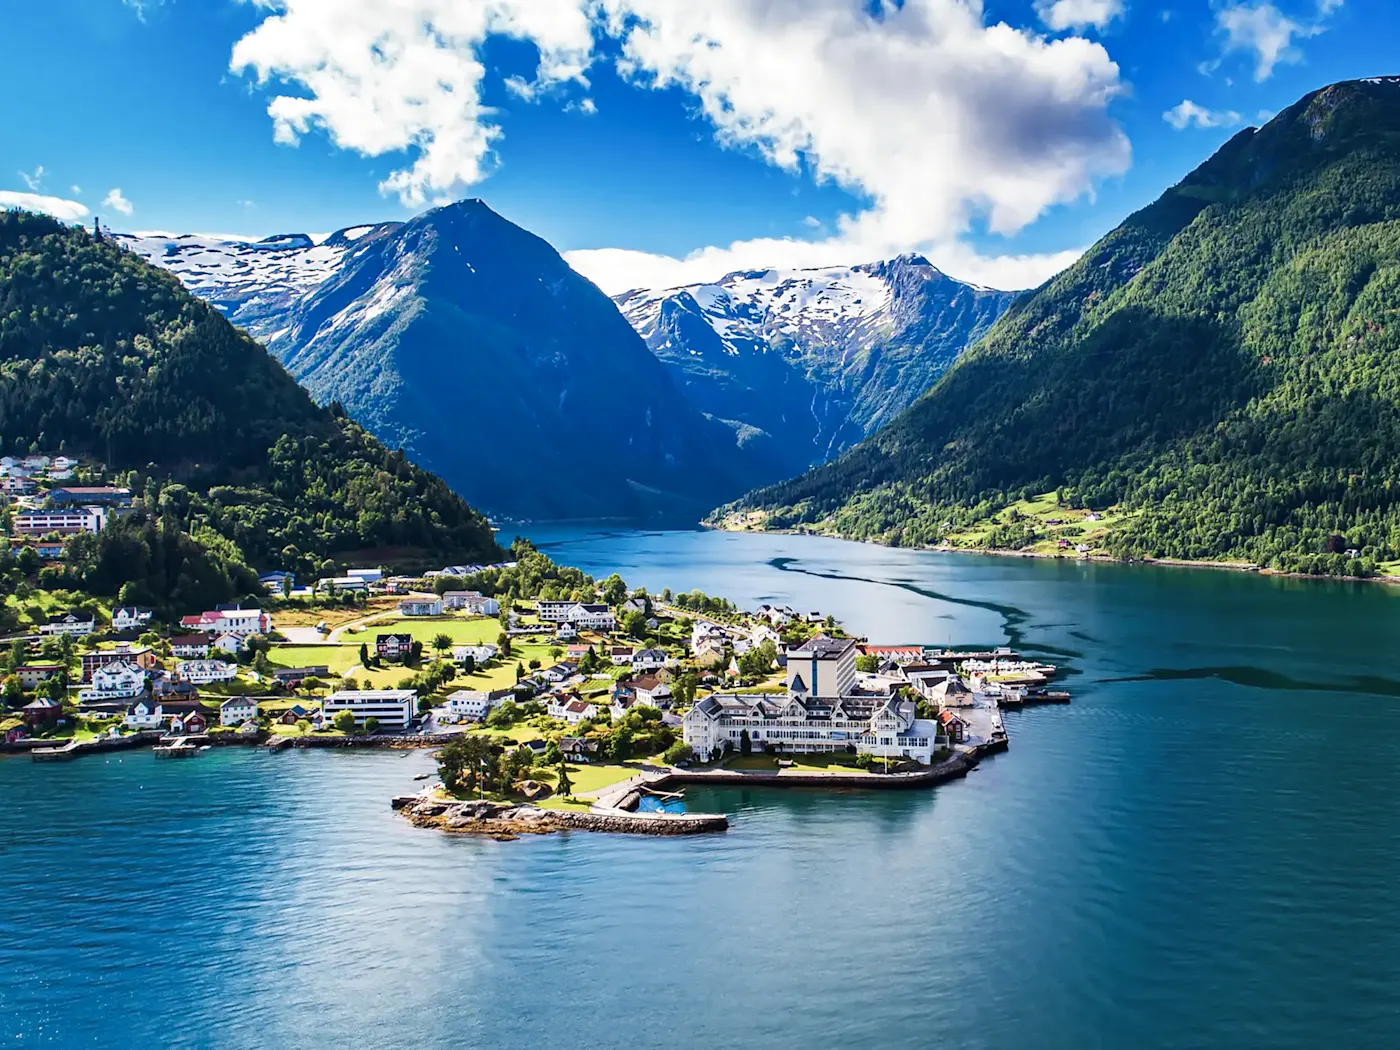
376 633 415 662
560 736 600 762
629 674 673 708
631 648 669 672
272 666 329 687
13 508 104 536
46 485 130 505
536 599 578 623
318 575 369 593
123 700 165 729
443 689 509 722
170 635 211 659
540 662 578 684
566 644 591 662
220 696 258 726
345 567 383 584
47 468 74 481
39 612 96 637
80 660 147 703
14 665 61 689
547 694 598 725
555 622 578 641
451 644 498 666
937 710 967 743
81 645 156 681
537 600 614 630
620 596 649 616
441 591 500 615
235 719 262 737
397 597 444 617
258 570 295 590
168 710 208 735
609 645 634 666
22 698 61 729
0 476 35 494
322 689 417 730
110 607 153 633
645 617 660 632
858 645 925 665
175 659 238 684
211 633 246 656
178 608 270 637
21 455 50 471
279 703 316 725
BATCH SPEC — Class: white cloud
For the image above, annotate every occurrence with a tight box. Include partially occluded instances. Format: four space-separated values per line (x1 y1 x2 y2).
232 0 1128 290
1035 0 1125 32
230 0 597 207
1163 99 1242 130
1213 3 1324 81
19 166 44 192
102 188 134 216
71 184 82 195
0 191 89 221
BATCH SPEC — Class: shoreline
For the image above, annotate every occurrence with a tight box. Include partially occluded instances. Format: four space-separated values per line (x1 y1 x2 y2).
703 522 1398 586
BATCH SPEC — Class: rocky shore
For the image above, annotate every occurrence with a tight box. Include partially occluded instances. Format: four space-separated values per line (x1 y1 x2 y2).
393 796 729 840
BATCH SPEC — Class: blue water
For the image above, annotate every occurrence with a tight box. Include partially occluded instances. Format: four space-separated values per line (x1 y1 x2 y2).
6 527 1400 1048
636 793 685 813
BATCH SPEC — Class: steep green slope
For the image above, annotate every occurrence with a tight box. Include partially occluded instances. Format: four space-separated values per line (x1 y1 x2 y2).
725 79 1400 576
0 210 500 603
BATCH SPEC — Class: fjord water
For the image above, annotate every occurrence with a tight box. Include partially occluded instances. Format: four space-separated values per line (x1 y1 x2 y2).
6 530 1400 1049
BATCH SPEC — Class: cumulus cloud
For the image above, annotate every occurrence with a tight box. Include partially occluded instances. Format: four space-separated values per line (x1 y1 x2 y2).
0 191 89 221
1163 99 1242 130
1035 0 1125 32
1213 3 1324 81
230 0 596 207
102 188 135 216
232 0 1129 290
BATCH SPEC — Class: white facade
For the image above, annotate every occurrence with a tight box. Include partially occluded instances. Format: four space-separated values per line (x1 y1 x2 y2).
39 613 95 637
211 633 245 655
323 689 416 730
785 636 858 700
80 660 147 702
123 700 163 729
443 690 494 721
176 659 238 684
345 567 384 583
452 644 498 666
111 607 152 632
631 648 669 671
13 508 104 535
442 591 500 615
398 597 444 617
220 697 258 726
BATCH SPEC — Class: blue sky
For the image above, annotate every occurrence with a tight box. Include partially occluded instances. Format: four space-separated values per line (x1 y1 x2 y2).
2 0 1394 291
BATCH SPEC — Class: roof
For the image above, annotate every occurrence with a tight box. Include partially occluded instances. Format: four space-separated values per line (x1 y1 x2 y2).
788 635 856 659
24 698 60 710
170 635 210 647
376 632 413 643
221 696 256 709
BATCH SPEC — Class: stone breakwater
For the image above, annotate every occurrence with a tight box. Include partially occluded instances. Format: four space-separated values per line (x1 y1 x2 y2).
393 796 729 840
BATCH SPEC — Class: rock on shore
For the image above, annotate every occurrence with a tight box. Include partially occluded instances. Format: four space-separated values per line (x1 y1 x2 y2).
395 796 728 840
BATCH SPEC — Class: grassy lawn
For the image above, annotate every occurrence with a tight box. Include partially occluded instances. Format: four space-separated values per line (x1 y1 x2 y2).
938 490 1143 555
270 599 400 629
340 615 503 646
720 752 871 773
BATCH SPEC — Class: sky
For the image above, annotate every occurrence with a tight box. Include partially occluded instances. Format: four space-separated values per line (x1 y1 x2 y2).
1 0 1395 293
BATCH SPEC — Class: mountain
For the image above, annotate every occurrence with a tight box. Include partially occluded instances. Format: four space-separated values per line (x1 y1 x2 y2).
0 209 500 606
614 257 1016 476
122 203 781 521
723 78 1400 577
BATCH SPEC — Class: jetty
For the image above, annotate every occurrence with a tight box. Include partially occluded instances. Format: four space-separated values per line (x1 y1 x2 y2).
153 736 203 758
31 739 81 762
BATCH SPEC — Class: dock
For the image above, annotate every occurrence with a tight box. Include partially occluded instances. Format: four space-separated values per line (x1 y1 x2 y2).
153 737 203 758
31 739 81 762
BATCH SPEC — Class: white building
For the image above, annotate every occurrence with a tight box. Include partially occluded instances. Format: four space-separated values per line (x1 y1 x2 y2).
345 567 383 583
785 636 858 700
442 591 500 615
631 648 669 671
13 508 104 536
398 597 444 617
536 599 578 623
443 690 496 722
81 660 147 703
123 699 165 729
322 689 416 730
683 692 944 764
452 644 499 666
39 612 96 637
220 696 258 726
176 659 239 684
211 633 245 655
111 606 152 633
318 575 368 593
547 694 598 725
170 635 211 658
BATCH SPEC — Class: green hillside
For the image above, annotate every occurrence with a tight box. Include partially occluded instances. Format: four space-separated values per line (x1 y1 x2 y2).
722 78 1400 577
0 210 500 605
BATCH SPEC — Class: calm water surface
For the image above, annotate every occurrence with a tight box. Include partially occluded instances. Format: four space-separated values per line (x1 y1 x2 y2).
5 528 1400 1049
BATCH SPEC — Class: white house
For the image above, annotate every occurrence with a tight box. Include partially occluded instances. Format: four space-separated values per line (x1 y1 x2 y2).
322 689 416 730
540 662 578 684
318 575 368 593
452 644 499 666
220 696 258 726
180 608 270 637
123 699 164 729
548 694 598 725
620 596 649 616
629 675 673 708
176 659 238 684
39 612 96 637
442 591 500 615
170 635 211 658
111 606 153 633
555 622 578 641
631 648 669 672
609 645 634 666
80 660 147 703
537 600 614 630
345 567 384 583
398 597 444 617
211 633 245 655
443 690 495 722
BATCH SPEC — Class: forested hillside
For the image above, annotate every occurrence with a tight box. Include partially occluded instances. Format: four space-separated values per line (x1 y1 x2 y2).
0 210 499 605
724 79 1400 576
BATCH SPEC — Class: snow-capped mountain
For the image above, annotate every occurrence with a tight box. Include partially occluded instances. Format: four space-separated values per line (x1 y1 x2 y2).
615 256 1018 471
115 223 400 337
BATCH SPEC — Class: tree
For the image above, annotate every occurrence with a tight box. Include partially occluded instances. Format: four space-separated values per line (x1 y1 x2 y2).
663 741 693 766
855 653 879 673
281 574 294 598
600 573 628 606
486 699 520 728
437 733 496 795
739 728 752 755
623 609 648 640
432 633 452 656
549 646 563 661
504 746 534 782
359 642 370 668
333 709 356 732
1 674 22 709
556 754 573 797
364 716 380 734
